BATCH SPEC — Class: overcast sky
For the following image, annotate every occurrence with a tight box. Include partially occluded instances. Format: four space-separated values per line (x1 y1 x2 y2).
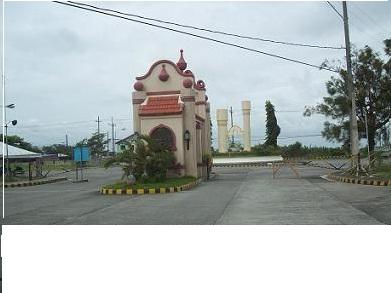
3 1 391 149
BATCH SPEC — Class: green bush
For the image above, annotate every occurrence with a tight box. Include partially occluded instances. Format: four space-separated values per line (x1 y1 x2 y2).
104 135 175 183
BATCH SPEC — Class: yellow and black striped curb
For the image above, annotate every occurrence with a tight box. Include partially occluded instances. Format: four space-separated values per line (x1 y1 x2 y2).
2 177 68 188
327 174 391 186
101 179 202 195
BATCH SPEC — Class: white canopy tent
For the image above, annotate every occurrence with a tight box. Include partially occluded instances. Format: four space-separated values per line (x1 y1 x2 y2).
0 141 42 160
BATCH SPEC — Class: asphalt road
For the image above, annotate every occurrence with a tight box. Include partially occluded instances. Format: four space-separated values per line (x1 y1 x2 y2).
2 165 390 224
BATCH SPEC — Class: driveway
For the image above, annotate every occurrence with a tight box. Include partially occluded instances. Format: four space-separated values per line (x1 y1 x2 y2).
2 165 390 224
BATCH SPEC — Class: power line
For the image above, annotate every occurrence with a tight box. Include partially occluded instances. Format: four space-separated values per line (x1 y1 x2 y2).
53 1 339 73
68 0 345 50
347 7 388 45
15 119 97 129
326 1 343 20
350 2 391 37
325 1 383 47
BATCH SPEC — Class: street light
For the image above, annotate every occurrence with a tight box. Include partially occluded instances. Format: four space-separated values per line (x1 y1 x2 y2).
5 119 18 176
1 103 15 109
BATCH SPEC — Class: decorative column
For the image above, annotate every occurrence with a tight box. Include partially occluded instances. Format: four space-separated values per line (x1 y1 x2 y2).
196 121 203 178
216 109 228 153
242 101 251 152
182 94 198 178
205 102 212 155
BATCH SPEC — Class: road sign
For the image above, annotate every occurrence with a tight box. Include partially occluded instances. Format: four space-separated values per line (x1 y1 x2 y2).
73 146 90 162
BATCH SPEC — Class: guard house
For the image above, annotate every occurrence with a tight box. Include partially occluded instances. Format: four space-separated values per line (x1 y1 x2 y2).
132 50 212 179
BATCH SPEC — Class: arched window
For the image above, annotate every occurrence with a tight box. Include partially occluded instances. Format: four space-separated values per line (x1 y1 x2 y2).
150 125 176 150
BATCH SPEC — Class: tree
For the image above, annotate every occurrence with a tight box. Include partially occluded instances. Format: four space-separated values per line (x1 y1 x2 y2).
0 134 41 153
264 100 281 147
304 40 391 153
75 132 108 158
42 144 72 157
87 132 108 158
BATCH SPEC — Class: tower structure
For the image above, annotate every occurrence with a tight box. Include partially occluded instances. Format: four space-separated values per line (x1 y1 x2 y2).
216 109 228 153
242 101 251 152
216 101 251 153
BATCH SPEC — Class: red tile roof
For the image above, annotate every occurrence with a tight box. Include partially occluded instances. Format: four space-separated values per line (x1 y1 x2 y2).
139 95 183 116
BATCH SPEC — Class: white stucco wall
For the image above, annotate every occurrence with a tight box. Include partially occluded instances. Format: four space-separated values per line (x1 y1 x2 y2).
140 115 185 166
137 61 195 93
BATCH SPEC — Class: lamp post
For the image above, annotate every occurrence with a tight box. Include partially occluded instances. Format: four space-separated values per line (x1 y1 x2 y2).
3 103 16 176
5 119 18 176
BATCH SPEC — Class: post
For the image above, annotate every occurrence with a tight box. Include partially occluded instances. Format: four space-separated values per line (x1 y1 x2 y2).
80 146 83 181
5 124 9 176
229 106 234 145
343 1 360 174
106 131 109 152
96 116 101 134
364 112 371 171
111 117 115 155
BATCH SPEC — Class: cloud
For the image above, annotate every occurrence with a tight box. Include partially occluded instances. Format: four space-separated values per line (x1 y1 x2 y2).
4 1 391 147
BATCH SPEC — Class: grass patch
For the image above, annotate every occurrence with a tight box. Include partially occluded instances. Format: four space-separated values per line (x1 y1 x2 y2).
373 164 391 179
103 176 197 190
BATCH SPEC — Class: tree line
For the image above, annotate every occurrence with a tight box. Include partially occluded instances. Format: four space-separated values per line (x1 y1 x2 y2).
255 39 391 154
1 132 109 159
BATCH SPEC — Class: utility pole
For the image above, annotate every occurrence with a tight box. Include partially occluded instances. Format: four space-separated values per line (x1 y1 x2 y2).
96 116 101 134
65 134 69 147
342 1 360 174
229 106 234 145
109 117 116 155
364 112 371 172
106 131 109 152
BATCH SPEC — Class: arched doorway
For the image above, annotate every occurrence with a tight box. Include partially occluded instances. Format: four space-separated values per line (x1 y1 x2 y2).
149 125 176 150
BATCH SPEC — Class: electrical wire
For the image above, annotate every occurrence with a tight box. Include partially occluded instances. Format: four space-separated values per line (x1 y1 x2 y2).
68 0 345 50
52 1 339 73
326 1 343 20
350 2 391 36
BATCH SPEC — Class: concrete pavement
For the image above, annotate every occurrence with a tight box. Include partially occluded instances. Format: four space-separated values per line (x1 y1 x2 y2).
2 166 390 224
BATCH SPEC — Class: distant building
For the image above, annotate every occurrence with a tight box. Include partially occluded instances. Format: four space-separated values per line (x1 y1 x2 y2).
131 50 212 179
115 133 139 153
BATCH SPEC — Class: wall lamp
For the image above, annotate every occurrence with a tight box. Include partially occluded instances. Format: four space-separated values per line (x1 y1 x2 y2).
184 130 190 150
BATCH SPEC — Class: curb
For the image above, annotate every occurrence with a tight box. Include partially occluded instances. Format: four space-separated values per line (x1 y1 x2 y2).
101 178 202 195
2 177 68 188
327 174 391 187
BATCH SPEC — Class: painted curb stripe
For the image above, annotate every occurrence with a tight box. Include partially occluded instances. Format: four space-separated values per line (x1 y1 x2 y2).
3 177 67 188
328 174 390 186
101 179 202 195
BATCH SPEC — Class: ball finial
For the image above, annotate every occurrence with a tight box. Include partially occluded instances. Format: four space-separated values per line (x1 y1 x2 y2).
177 49 187 71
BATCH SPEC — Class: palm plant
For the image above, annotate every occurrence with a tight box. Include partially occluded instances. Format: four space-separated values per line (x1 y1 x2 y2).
104 135 175 184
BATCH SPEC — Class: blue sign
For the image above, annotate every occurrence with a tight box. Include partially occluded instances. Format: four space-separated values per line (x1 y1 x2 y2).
73 147 90 162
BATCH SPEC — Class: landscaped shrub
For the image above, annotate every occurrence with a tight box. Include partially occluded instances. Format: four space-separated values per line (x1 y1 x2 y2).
145 150 176 182
104 135 175 184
